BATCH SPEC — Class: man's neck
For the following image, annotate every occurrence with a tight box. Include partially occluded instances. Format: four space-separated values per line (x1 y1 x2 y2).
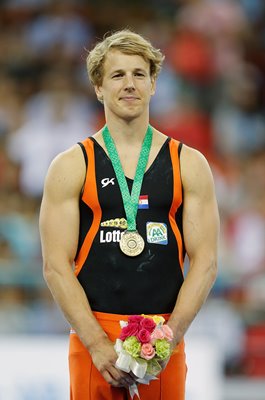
104 116 150 144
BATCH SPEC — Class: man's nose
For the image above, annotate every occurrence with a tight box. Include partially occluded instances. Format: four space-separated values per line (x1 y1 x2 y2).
124 74 135 90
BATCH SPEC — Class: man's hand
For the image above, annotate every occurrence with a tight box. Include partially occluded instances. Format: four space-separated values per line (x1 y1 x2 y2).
89 336 136 388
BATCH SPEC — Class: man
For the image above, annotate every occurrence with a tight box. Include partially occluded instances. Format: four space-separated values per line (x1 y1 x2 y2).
39 29 219 399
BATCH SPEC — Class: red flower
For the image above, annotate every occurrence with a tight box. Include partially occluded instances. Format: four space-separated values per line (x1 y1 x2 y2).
128 315 144 324
140 317 156 332
137 328 151 344
119 323 140 341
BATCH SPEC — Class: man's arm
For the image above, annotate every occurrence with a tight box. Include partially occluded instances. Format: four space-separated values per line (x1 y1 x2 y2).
39 145 134 387
167 145 219 347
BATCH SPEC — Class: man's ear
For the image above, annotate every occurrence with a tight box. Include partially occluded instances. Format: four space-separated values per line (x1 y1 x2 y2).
95 86 104 103
151 78 157 96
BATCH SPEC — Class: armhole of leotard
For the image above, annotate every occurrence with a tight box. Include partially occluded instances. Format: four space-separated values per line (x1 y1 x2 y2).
77 141 88 198
78 142 88 168
177 142 184 197
178 142 186 259
178 142 183 157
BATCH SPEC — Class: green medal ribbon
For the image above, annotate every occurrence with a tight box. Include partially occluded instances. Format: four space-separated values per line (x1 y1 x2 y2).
102 125 153 232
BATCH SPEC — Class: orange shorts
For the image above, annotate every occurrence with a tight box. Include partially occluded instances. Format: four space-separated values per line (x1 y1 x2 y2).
69 311 187 400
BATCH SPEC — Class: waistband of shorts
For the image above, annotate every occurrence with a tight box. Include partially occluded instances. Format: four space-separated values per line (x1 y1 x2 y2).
92 311 171 322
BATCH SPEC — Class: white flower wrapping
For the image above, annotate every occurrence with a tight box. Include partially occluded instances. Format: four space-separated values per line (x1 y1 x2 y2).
114 315 174 399
114 338 158 399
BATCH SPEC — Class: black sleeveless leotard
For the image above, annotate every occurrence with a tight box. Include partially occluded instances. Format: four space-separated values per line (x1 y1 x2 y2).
75 136 185 314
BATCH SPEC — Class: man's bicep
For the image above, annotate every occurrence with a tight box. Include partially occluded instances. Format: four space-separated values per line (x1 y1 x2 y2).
183 193 219 260
40 195 80 265
182 150 219 261
39 151 84 267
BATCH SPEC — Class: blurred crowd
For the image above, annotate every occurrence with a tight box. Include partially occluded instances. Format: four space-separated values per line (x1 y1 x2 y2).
0 0 264 379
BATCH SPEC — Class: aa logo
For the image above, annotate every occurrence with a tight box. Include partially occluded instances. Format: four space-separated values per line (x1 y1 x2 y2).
146 222 168 245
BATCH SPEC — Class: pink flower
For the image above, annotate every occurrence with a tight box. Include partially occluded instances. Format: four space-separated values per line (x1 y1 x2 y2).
128 315 144 325
162 324 174 341
140 317 156 332
140 343 155 360
151 327 164 343
137 329 151 344
119 323 139 341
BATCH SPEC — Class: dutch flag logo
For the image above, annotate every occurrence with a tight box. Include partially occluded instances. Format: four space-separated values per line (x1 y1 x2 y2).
138 195 149 209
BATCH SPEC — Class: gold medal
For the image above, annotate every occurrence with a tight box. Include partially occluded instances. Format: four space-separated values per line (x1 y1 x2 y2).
119 230 145 257
102 125 152 257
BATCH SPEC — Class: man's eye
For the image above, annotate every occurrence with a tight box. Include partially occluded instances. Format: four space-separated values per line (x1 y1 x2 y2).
113 73 122 78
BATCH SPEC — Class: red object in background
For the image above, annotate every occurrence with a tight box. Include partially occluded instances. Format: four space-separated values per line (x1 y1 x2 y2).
243 324 265 377
153 108 213 160
166 30 216 83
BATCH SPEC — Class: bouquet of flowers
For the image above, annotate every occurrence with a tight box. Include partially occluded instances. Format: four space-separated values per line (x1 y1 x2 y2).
114 314 173 398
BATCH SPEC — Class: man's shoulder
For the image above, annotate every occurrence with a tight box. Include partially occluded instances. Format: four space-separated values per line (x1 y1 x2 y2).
45 144 86 192
51 144 85 170
180 144 214 192
180 144 208 164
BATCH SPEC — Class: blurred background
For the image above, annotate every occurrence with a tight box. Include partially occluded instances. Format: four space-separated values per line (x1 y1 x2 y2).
0 0 264 399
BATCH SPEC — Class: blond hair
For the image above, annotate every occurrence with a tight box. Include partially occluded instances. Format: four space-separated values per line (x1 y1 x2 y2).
86 29 165 86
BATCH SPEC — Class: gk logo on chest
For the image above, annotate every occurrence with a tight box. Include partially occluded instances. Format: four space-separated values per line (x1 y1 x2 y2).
101 177 115 188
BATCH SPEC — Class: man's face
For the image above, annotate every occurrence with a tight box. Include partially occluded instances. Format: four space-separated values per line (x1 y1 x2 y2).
95 49 156 121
